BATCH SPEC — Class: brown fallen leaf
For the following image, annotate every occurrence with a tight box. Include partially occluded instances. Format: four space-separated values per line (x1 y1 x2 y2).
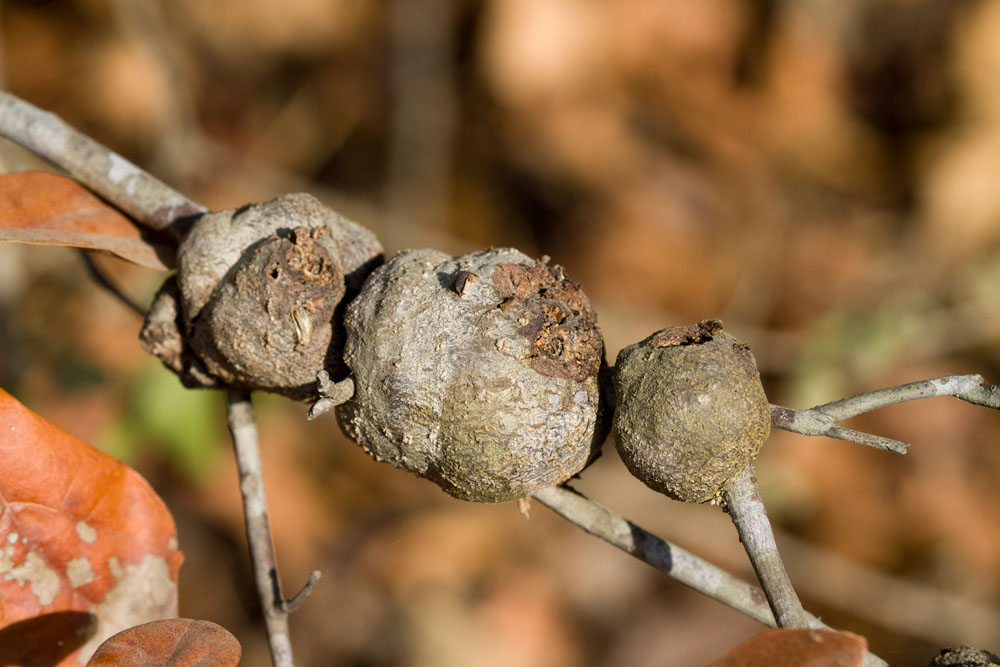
0 611 98 666
0 387 184 666
0 170 174 270
86 618 241 667
706 628 868 667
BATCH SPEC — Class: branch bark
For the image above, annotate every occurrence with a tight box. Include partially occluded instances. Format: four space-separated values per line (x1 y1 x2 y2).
770 374 1000 452
722 464 809 628
226 392 320 667
0 91 205 236
531 484 888 667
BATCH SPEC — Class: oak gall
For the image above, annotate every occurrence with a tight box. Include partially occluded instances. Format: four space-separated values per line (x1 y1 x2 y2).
612 321 770 503
336 248 608 502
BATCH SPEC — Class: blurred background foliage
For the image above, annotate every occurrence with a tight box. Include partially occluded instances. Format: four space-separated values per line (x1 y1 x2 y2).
2 0 1000 665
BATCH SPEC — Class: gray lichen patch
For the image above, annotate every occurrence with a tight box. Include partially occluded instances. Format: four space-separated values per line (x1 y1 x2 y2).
337 248 607 502
612 324 770 504
140 192 383 398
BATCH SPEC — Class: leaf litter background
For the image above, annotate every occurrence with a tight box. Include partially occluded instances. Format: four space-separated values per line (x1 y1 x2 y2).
3 1 1000 665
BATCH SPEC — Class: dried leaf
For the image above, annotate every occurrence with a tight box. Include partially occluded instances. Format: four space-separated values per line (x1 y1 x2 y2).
706 628 868 667
86 618 241 667
0 388 184 666
0 611 97 666
0 171 174 270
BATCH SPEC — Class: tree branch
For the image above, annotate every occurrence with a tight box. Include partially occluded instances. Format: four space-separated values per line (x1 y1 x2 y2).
530 484 888 667
0 91 205 236
722 464 809 628
226 392 320 667
808 374 1000 418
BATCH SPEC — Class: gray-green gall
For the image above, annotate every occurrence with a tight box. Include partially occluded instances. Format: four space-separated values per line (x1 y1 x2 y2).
612 321 770 503
337 248 607 502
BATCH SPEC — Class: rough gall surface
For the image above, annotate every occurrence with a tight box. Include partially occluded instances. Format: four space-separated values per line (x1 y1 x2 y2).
337 248 608 502
613 322 770 503
140 193 383 398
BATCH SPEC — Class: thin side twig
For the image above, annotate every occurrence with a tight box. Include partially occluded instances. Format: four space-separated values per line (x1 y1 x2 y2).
810 374 1000 418
770 375 1000 452
769 405 909 453
78 250 146 317
0 91 205 235
227 392 321 667
530 484 888 667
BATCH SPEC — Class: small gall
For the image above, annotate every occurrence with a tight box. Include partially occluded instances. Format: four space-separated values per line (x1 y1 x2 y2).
613 323 769 503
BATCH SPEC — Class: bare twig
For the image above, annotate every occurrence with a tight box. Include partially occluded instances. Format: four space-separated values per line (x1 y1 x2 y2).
0 91 205 236
722 464 809 628
227 392 320 667
531 484 889 667
809 374 1000 416
769 404 909 453
78 250 146 317
531 484 783 626
770 374 1000 452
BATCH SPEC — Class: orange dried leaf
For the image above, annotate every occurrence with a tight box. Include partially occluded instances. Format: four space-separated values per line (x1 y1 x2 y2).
0 387 184 666
86 618 241 667
0 170 174 270
707 628 868 667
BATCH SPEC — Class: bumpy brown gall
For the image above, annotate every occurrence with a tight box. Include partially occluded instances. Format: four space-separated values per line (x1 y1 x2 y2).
190 226 344 396
140 193 383 398
337 248 608 502
612 321 770 503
